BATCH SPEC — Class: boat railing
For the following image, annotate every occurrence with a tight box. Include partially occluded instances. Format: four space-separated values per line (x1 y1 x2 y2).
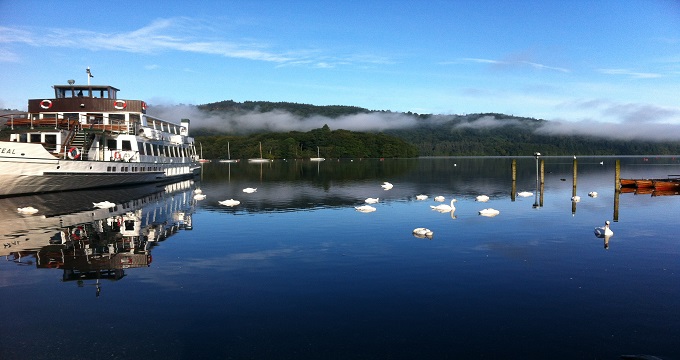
81 122 129 134
1 113 81 131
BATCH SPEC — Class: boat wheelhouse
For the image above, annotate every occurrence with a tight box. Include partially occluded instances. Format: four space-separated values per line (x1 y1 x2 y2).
0 76 200 196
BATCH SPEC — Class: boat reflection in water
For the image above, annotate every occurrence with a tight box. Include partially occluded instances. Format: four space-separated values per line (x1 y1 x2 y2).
1 179 198 296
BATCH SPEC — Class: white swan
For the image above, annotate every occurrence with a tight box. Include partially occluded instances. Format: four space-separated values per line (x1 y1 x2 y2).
431 199 456 213
476 195 490 202
364 197 379 204
17 206 39 214
412 227 434 238
478 208 500 217
242 187 257 193
194 189 203 194
517 191 533 197
416 194 428 200
193 194 206 200
594 220 614 237
588 191 598 198
93 201 116 209
434 196 445 202
219 199 240 207
571 195 581 202
355 205 377 212
381 182 393 190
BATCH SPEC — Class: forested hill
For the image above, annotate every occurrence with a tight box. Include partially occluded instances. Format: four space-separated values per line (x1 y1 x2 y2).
192 100 680 158
198 100 371 118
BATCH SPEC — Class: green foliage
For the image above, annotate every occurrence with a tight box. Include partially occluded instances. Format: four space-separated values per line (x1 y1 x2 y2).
198 101 369 118
197 125 418 159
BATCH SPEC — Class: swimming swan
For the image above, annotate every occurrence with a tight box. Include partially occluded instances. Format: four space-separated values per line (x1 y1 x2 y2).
355 205 377 212
476 195 490 202
412 227 434 238
571 195 581 202
431 199 456 213
193 194 206 200
219 199 241 207
381 182 393 190
93 201 116 209
434 196 445 202
364 197 379 204
242 187 257 193
478 208 500 217
594 221 614 237
517 191 533 197
17 206 39 214
416 194 428 200
588 192 598 197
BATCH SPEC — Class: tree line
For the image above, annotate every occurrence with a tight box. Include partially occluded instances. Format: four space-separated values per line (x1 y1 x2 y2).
194 100 680 158
197 124 419 160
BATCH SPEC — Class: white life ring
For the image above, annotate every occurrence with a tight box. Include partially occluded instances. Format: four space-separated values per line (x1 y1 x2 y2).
40 99 53 109
113 100 127 110
67 147 81 160
123 152 132 162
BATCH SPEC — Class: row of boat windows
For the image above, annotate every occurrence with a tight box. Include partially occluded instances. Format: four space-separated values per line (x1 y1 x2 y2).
13 133 194 158
115 140 195 158
55 87 116 99
107 166 162 173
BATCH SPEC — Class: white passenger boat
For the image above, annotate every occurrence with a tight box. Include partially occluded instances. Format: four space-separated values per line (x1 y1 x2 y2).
0 72 200 196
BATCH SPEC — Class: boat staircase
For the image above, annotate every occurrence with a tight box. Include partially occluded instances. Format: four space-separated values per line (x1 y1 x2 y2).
59 129 92 160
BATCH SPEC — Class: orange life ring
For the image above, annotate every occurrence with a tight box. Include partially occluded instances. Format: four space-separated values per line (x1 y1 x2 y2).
67 147 81 160
40 99 52 109
114 151 122 160
141 101 147 111
113 100 127 110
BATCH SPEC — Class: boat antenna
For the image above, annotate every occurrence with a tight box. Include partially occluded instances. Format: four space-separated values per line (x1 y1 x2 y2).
86 67 94 85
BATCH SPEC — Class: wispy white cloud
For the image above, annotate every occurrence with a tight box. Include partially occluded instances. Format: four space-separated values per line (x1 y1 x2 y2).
557 98 680 124
0 47 19 62
0 18 392 69
459 57 569 73
597 68 663 79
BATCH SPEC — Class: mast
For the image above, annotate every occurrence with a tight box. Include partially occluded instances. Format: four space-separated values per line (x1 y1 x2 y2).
86 67 94 85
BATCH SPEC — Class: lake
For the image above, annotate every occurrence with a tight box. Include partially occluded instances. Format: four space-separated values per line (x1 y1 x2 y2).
1 156 679 359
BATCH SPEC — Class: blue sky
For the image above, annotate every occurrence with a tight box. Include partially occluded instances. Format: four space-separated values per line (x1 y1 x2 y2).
1 0 679 134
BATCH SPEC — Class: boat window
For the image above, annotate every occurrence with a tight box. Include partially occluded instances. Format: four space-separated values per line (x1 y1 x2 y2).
109 114 124 125
95 89 109 99
44 134 57 152
64 113 79 122
107 139 117 150
88 114 104 125
137 142 146 155
30 134 41 143
19 134 28 143
121 140 132 151
146 143 153 156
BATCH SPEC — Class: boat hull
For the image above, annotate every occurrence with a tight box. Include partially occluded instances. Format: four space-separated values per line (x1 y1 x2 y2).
0 153 198 196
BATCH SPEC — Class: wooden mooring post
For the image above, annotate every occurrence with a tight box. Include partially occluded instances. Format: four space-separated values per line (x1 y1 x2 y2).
511 159 517 201
572 158 578 214
614 159 620 221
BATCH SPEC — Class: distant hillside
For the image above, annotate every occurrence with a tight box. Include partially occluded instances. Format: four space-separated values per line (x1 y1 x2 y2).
192 100 680 157
382 113 680 156
198 100 371 118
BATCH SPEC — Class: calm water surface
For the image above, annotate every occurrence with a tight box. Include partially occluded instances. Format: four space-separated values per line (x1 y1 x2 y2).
1 156 679 359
